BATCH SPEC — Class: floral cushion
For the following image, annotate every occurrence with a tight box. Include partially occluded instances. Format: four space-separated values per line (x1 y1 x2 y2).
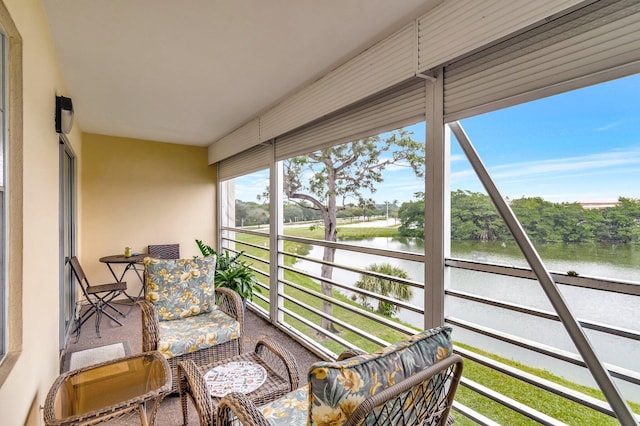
157 309 240 359
144 256 217 320
255 386 309 425
307 325 453 426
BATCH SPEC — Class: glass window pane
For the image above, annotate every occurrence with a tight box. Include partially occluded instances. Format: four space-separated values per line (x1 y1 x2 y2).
283 122 426 248
454 73 640 278
447 72 640 406
280 122 427 354
221 169 270 232
220 169 270 312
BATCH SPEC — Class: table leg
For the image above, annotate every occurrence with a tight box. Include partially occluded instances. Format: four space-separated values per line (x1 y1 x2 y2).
138 403 149 426
105 262 125 282
146 394 167 426
122 263 146 315
130 263 146 300
105 262 138 300
132 262 145 287
118 263 139 303
102 260 147 315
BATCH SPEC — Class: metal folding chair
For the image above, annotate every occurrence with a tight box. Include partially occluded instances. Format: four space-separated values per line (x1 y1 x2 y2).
69 256 128 341
148 243 180 259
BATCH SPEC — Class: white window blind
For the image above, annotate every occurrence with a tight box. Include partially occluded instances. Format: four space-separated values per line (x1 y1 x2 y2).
217 143 271 181
418 0 582 73
261 23 416 143
275 78 425 161
444 0 640 120
208 118 260 165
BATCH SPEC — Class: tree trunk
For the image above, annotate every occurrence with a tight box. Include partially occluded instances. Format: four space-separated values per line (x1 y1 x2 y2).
320 177 339 333
320 243 337 332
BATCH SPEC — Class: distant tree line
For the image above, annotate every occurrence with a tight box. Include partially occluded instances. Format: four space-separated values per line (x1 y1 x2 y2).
234 200 400 227
398 190 640 244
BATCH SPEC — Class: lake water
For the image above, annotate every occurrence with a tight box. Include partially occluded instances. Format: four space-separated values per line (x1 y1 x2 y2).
293 237 640 403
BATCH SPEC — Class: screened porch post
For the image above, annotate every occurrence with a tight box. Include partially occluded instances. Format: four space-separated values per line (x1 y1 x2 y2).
270 156 284 324
424 68 447 329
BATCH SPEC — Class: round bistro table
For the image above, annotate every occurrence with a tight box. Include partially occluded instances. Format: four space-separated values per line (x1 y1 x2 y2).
99 253 153 303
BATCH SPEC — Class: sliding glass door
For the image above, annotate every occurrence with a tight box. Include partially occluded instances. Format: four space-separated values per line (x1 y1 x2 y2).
59 138 76 348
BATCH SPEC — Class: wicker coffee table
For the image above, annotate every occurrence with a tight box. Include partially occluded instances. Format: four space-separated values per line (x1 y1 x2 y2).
178 337 300 425
44 351 171 426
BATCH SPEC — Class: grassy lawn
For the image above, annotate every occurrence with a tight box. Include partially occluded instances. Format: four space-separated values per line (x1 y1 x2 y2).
232 232 412 354
453 342 639 425
229 227 639 424
285 223 399 239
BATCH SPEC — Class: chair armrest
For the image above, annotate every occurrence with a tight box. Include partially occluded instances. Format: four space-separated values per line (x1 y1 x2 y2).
255 337 301 391
217 392 271 426
178 360 215 426
136 300 159 352
215 287 244 321
215 287 245 351
337 348 367 361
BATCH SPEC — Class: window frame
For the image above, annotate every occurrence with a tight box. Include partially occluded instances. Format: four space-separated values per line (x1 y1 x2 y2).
0 26 6 361
0 1 23 385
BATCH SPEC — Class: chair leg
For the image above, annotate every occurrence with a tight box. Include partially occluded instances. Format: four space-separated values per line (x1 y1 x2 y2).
178 365 189 425
94 300 125 339
95 305 103 339
103 300 126 318
73 315 81 343
97 306 124 326
93 295 125 327
181 392 189 426
73 304 99 342
100 292 127 317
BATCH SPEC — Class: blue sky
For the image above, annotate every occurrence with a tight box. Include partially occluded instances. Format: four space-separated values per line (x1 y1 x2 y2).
234 73 640 205
452 72 640 203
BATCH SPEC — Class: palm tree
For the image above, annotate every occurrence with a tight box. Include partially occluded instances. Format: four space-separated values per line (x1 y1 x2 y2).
354 263 413 316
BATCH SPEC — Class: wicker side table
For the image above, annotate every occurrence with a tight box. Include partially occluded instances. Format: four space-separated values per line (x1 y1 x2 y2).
44 351 171 426
178 337 300 426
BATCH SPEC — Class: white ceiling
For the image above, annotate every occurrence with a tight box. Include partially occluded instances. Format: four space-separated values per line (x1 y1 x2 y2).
42 0 440 146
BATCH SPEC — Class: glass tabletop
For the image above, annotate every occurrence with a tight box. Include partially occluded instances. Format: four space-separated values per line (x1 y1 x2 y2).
52 352 169 419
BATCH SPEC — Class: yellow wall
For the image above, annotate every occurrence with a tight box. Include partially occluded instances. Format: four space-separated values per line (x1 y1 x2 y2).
81 133 217 298
0 2 217 425
0 0 83 425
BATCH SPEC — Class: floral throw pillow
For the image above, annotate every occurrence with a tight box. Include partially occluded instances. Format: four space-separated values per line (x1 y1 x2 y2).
144 256 217 321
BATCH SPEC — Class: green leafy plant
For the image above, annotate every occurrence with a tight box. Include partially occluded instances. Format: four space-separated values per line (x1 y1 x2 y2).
354 262 412 316
195 239 260 302
196 239 216 257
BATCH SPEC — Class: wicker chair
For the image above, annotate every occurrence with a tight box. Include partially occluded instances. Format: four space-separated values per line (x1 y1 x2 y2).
217 326 463 426
138 257 244 392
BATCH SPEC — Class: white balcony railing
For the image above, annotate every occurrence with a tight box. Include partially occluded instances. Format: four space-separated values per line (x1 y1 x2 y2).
221 226 640 424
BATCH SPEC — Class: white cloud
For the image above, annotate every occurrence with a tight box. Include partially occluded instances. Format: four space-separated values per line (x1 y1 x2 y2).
451 146 640 202
489 147 640 180
450 154 466 163
596 121 624 132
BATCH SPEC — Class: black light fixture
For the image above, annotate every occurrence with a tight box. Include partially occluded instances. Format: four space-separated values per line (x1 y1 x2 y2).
55 95 74 134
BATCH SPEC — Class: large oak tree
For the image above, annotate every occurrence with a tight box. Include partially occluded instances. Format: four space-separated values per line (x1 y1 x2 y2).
283 129 424 331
